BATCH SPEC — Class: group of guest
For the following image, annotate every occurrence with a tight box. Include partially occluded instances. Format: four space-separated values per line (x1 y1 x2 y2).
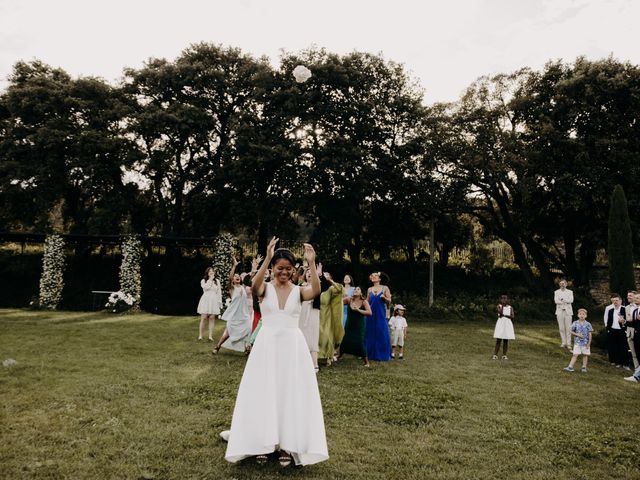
612 290 640 383
196 256 408 369
555 279 640 381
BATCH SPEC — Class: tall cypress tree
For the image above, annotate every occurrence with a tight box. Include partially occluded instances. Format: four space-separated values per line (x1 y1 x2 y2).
608 185 636 295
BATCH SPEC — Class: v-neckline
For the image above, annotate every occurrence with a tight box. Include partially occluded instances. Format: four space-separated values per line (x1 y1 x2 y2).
272 282 295 311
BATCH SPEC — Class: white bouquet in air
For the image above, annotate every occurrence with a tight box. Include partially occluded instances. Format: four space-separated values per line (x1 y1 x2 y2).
293 65 312 83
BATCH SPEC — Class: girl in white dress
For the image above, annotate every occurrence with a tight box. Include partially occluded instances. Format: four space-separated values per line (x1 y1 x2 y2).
197 267 222 341
213 257 251 354
221 237 328 467
493 294 515 360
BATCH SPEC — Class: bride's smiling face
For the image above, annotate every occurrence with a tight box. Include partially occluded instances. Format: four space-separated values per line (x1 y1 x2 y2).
272 259 294 284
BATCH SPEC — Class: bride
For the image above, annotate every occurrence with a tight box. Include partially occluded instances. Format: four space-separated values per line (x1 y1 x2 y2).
221 237 329 467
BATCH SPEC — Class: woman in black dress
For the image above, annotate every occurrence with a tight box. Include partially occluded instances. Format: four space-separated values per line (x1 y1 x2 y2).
338 287 371 367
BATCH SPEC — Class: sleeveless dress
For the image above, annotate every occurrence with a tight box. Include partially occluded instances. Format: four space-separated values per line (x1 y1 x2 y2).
223 282 329 466
340 304 367 357
365 290 392 361
493 305 515 340
220 285 251 352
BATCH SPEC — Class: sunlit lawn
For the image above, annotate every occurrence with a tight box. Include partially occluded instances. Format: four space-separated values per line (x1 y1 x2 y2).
1 308 638 480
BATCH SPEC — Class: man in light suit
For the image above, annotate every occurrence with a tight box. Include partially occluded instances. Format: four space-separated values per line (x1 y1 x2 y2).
554 279 574 350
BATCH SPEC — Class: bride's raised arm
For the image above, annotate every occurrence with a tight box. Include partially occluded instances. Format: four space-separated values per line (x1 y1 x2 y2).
300 243 320 301
252 236 277 299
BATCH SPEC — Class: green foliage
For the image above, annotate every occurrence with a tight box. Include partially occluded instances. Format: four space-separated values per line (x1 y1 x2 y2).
443 58 640 290
2 52 640 288
608 185 636 295
0 60 143 234
467 239 495 277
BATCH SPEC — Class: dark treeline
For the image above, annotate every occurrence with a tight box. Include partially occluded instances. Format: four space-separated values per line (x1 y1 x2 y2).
1 44 639 291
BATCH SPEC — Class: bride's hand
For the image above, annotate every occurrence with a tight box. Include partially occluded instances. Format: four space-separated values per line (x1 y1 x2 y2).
266 237 279 261
303 243 316 266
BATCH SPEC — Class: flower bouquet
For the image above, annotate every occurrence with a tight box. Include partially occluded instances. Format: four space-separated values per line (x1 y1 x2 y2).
105 291 135 313
293 65 312 83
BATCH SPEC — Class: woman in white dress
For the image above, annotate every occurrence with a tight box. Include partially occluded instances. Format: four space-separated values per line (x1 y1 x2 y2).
213 257 251 354
221 237 328 467
197 267 222 341
298 268 320 372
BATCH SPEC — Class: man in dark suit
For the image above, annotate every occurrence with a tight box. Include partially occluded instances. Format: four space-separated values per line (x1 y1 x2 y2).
603 293 628 368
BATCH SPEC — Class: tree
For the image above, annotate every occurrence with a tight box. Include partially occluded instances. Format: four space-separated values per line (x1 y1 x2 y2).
123 43 271 236
434 213 473 267
0 60 142 234
228 68 302 253
515 57 640 285
442 58 640 290
276 49 441 266
441 69 556 291
608 185 636 295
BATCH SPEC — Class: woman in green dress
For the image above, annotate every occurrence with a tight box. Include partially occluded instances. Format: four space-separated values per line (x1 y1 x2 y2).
318 271 345 366
338 287 372 367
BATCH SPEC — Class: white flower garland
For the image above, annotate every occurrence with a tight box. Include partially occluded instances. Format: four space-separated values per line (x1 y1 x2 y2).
38 234 67 309
212 233 236 303
119 235 143 311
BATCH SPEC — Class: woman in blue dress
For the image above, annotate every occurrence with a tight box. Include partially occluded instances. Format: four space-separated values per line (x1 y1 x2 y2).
365 272 392 361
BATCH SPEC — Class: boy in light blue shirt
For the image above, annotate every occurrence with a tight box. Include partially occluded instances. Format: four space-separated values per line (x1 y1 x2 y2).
563 308 593 373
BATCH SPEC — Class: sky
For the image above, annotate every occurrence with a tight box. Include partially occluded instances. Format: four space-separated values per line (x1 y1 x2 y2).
1 0 639 103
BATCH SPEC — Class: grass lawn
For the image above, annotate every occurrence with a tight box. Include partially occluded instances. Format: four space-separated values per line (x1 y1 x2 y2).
1 308 638 480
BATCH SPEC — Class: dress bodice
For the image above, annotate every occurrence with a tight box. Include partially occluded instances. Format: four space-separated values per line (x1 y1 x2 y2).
261 282 301 327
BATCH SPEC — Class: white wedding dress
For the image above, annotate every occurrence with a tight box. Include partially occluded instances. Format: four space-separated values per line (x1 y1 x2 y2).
222 282 329 466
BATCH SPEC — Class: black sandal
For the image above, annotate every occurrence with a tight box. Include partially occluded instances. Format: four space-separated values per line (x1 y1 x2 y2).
278 451 292 467
256 454 268 465
211 345 220 355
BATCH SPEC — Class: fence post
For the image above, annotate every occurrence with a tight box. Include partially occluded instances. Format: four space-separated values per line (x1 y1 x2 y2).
429 218 435 307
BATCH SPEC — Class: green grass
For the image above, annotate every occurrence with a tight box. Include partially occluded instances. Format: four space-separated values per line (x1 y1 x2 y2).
1 308 639 480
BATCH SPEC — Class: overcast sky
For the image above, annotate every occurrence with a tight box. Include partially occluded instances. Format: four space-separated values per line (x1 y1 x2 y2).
1 0 639 103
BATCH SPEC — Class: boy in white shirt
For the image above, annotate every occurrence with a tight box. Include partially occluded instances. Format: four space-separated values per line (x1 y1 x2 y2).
389 305 408 359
